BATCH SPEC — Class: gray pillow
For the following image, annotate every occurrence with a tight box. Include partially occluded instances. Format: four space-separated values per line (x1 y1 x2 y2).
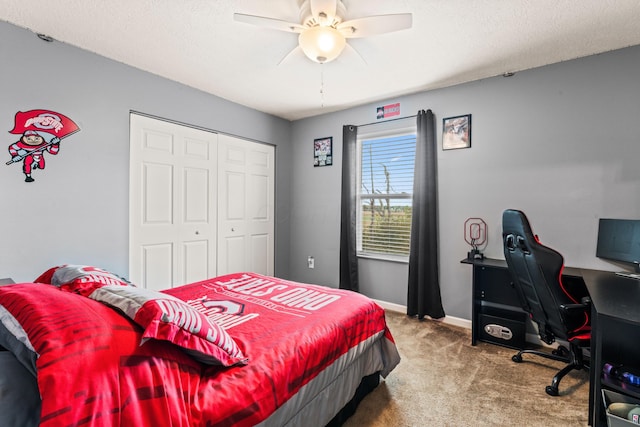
0 305 38 376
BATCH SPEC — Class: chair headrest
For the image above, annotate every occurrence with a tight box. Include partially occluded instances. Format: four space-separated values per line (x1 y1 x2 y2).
502 209 535 240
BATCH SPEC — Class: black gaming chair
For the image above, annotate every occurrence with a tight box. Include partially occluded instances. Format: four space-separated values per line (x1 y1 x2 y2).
502 209 591 396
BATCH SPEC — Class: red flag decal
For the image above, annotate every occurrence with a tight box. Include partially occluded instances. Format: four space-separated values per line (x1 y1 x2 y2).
9 110 79 139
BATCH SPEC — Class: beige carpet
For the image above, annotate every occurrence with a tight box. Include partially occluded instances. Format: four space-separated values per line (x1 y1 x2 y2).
344 310 590 427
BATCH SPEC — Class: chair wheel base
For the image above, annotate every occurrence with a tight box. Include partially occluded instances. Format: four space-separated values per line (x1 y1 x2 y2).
512 354 523 363
552 346 569 357
545 385 559 396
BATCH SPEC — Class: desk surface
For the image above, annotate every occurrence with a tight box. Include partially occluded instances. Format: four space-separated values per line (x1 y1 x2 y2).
581 269 640 324
462 258 640 321
461 257 583 278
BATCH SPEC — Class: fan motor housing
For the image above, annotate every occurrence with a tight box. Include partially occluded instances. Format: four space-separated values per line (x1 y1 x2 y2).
298 0 347 27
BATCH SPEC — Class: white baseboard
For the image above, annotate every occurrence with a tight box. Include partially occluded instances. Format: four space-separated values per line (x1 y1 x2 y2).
374 299 565 349
373 299 406 313
373 299 472 330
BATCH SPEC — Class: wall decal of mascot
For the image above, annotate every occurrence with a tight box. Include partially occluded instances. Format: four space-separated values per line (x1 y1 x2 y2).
6 110 80 182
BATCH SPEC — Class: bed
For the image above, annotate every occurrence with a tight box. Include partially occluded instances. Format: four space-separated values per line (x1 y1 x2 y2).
0 266 400 426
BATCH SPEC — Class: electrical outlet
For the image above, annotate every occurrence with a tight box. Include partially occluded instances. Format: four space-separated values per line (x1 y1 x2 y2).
307 256 314 269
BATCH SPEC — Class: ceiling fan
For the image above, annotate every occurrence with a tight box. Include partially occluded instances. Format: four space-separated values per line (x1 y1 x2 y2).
234 0 412 64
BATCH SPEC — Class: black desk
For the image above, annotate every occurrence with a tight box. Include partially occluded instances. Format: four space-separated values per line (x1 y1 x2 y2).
581 269 640 426
462 258 527 349
462 258 584 350
463 258 622 425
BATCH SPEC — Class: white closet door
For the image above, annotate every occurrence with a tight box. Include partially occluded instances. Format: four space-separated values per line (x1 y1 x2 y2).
217 134 274 276
129 114 217 290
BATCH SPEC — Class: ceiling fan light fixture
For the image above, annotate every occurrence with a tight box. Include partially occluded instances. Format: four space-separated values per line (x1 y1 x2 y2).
298 25 346 64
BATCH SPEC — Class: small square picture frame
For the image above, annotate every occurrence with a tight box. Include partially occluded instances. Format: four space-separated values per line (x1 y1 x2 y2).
442 114 471 150
314 137 332 167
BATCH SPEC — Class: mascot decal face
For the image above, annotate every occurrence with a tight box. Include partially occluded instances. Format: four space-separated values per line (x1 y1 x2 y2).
6 109 80 182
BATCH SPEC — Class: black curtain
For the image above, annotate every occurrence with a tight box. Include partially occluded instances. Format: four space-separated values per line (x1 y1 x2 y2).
407 110 445 319
339 125 359 291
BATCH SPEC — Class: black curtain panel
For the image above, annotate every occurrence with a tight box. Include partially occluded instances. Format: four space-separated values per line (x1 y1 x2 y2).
407 110 445 319
339 125 359 291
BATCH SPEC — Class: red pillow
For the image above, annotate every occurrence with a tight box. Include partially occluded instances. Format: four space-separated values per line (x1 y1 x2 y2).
89 285 247 366
34 266 58 284
35 265 132 296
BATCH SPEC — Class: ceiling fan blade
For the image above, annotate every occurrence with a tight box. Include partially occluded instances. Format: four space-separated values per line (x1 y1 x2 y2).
278 45 303 66
343 42 367 66
338 13 412 38
234 13 304 33
309 0 337 23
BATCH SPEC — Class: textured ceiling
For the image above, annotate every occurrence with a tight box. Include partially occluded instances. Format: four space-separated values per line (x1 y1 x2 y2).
2 0 640 121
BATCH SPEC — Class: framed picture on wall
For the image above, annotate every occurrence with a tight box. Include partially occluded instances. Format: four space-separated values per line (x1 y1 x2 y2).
442 114 471 150
314 137 332 167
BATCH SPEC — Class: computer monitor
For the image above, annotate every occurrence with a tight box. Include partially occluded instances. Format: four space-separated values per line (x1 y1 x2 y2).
596 218 640 273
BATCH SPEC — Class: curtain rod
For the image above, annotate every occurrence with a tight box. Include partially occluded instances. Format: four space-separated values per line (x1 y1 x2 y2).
356 113 418 128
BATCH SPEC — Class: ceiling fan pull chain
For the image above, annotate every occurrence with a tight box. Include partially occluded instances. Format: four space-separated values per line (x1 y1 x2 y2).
320 64 325 108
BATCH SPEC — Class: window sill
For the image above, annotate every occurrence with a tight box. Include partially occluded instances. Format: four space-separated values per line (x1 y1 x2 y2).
357 253 409 264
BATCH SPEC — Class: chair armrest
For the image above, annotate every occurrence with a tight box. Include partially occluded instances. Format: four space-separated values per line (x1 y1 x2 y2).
560 297 591 313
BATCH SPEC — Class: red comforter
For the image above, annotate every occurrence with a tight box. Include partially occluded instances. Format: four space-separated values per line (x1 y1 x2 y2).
0 272 398 426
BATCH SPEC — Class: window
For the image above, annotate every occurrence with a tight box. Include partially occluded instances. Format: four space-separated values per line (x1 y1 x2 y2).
356 126 416 260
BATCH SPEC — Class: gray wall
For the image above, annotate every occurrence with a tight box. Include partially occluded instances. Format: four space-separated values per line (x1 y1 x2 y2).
289 45 640 320
3 19 640 323
0 22 291 282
